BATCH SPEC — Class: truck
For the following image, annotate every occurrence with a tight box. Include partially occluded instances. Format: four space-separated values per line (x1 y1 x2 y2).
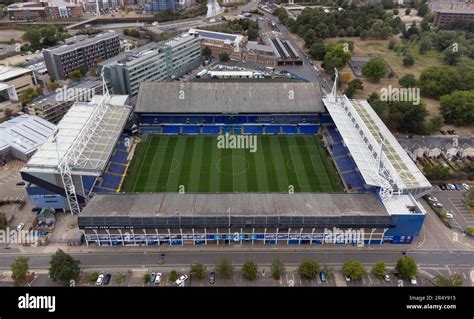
196 69 208 78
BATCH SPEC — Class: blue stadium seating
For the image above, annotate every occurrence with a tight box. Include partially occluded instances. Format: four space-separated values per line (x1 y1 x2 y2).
335 156 357 173
243 125 263 134
281 125 298 134
331 143 348 158
108 163 127 175
299 125 319 134
203 126 221 134
162 125 181 134
82 175 97 194
101 173 122 189
265 125 281 134
182 125 201 134
110 150 128 164
342 171 365 189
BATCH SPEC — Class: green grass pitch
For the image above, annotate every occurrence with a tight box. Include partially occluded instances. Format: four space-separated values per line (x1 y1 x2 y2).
122 135 342 193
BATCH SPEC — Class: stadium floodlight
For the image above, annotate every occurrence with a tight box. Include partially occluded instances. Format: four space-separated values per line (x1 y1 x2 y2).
57 69 111 215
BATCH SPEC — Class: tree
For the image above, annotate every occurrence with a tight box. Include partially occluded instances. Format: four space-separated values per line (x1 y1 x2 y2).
49 249 81 283
362 57 386 82
434 274 463 286
242 260 258 281
202 47 212 59
169 270 178 282
143 273 151 283
388 101 428 134
423 165 452 180
371 261 386 279
190 263 205 281
22 29 41 50
89 272 99 282
403 53 415 66
418 66 462 99
322 43 352 73
399 74 417 88
405 8 411 16
396 256 418 280
417 3 429 17
11 257 29 283
115 273 126 284
218 52 229 62
0 212 6 230
298 259 320 279
344 79 364 98
3 107 12 117
215 257 233 280
443 46 462 65
342 260 366 281
388 39 397 50
271 256 285 280
68 69 82 81
310 42 326 60
247 26 259 41
440 91 474 126
304 29 318 48
19 87 42 106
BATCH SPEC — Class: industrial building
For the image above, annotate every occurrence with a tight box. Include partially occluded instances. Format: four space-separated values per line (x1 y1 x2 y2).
430 1 474 27
0 114 56 162
0 66 35 95
43 32 121 80
21 93 132 211
6 1 82 21
75 81 431 246
100 33 202 96
27 78 103 124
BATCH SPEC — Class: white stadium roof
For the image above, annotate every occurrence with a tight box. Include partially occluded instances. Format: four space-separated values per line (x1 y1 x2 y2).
23 95 131 176
323 96 431 197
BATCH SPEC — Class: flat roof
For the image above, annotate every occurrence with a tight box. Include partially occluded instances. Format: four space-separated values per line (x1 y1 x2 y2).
23 95 131 175
188 28 243 44
323 96 432 193
0 115 56 155
136 82 324 114
45 32 118 56
0 66 32 81
80 193 389 217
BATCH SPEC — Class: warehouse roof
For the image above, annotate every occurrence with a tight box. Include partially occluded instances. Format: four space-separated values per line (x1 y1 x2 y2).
0 114 56 156
80 193 388 217
135 82 324 113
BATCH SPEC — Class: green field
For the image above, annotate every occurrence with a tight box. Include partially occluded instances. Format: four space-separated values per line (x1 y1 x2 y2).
123 135 342 193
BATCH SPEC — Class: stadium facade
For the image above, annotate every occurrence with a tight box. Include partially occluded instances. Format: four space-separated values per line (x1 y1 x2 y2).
74 82 432 246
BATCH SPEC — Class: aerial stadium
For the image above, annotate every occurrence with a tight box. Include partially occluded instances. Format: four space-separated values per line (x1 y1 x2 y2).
21 76 433 246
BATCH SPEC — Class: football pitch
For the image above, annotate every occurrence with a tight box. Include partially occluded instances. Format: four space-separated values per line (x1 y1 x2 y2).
122 135 342 193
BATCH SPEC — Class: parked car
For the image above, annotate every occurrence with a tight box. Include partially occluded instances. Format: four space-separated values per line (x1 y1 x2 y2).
427 196 438 202
446 212 454 219
439 184 446 190
454 184 461 191
31 207 40 212
384 274 391 282
209 272 216 285
103 274 111 285
448 184 456 190
344 274 351 282
96 274 104 286
15 181 25 186
319 272 327 282
16 223 25 231
155 273 162 284
462 183 471 190
410 277 417 285
176 274 188 286
432 202 443 208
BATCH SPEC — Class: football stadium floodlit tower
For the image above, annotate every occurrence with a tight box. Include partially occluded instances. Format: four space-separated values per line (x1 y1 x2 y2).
331 68 338 103
56 69 110 214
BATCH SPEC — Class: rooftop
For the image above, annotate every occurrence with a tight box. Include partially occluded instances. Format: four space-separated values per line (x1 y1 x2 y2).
0 115 56 155
22 95 131 175
80 193 389 217
188 28 244 45
136 82 324 114
323 96 432 194
45 32 118 56
0 66 32 81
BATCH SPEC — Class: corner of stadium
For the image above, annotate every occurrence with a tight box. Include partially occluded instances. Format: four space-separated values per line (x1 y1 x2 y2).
22 80 433 247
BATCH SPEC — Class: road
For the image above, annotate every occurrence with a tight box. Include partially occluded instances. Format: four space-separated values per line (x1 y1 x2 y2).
0 249 472 270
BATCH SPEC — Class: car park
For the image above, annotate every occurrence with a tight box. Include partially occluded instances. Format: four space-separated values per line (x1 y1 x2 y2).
96 274 104 286
209 272 216 285
103 274 111 286
155 273 162 284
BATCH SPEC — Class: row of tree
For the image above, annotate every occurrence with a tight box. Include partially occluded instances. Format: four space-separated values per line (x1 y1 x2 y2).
22 25 71 52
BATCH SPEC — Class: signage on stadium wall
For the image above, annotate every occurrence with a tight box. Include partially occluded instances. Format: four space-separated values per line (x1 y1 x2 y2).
87 233 334 241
